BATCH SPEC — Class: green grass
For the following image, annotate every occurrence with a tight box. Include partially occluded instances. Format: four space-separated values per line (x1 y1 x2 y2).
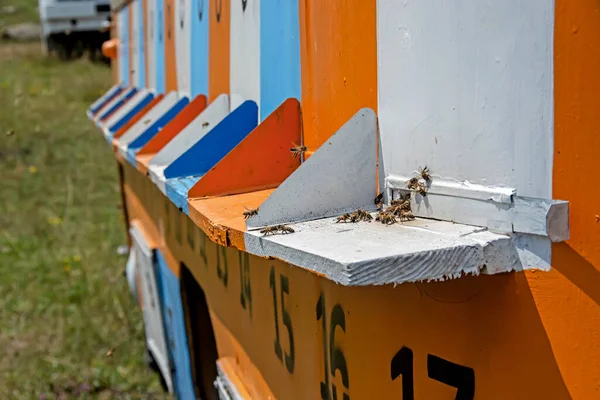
0 0 39 28
0 43 169 399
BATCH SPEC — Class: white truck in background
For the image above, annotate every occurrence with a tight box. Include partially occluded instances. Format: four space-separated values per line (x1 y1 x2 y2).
38 0 111 60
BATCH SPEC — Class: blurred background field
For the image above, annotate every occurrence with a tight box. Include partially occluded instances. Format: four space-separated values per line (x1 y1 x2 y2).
0 14 169 399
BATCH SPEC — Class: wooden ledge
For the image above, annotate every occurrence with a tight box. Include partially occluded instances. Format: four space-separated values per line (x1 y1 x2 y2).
188 189 273 251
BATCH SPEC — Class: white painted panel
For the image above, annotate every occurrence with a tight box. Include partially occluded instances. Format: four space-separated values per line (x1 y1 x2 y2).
175 0 192 96
130 0 139 86
130 222 173 393
148 94 230 192
377 0 554 199
146 0 157 90
117 92 181 149
376 1 556 270
230 0 260 112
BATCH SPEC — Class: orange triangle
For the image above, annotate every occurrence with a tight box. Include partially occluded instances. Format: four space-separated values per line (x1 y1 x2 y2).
189 98 302 198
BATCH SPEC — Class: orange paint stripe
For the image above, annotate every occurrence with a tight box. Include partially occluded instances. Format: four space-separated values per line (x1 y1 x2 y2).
164 0 178 91
209 0 230 102
135 94 207 156
189 98 301 199
298 0 377 153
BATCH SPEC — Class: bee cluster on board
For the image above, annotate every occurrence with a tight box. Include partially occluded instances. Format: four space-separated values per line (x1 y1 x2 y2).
243 160 432 234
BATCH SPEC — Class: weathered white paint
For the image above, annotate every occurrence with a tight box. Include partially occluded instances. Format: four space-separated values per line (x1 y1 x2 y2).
116 92 181 152
100 89 150 133
214 359 246 400
246 108 378 229
230 0 260 113
148 94 230 193
377 0 556 268
130 0 139 86
146 0 157 91
244 214 533 286
129 221 173 393
175 0 192 96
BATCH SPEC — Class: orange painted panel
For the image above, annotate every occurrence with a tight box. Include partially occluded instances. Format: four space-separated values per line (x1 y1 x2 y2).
136 94 207 156
188 189 273 250
111 95 164 143
549 1 600 397
164 0 178 91
208 0 230 102
189 98 301 199
298 0 377 153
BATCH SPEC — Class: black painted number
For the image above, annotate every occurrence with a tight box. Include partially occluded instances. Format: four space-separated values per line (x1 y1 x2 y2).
238 252 252 317
216 245 228 286
269 266 294 374
316 293 350 400
390 348 475 399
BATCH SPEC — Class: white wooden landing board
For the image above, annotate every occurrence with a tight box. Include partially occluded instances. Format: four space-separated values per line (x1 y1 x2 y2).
148 94 230 193
245 215 551 286
246 108 378 229
100 90 149 134
116 91 180 153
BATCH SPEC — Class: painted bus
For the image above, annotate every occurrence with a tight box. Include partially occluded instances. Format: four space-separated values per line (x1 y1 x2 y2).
88 0 600 399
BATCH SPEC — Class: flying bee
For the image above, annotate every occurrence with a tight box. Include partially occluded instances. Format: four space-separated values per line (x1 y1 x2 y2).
290 142 307 159
355 209 373 222
335 213 353 223
243 206 259 219
376 211 396 225
202 121 210 128
418 166 432 182
416 182 427 196
260 225 295 236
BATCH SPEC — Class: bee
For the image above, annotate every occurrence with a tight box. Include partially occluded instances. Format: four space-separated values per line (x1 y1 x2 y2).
418 166 432 182
390 197 411 212
290 142 307 159
202 121 210 128
374 192 384 207
243 207 259 219
376 211 396 225
407 177 427 196
398 210 415 222
355 209 373 222
5 130 14 136
335 213 353 223
260 225 295 236
143 119 152 125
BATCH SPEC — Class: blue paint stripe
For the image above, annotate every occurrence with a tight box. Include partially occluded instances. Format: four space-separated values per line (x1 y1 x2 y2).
137 0 146 88
163 100 258 179
107 93 155 134
166 176 200 215
98 88 138 122
154 251 196 400
121 6 130 86
128 97 190 151
260 0 301 120
155 0 166 93
90 85 123 114
190 0 208 97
